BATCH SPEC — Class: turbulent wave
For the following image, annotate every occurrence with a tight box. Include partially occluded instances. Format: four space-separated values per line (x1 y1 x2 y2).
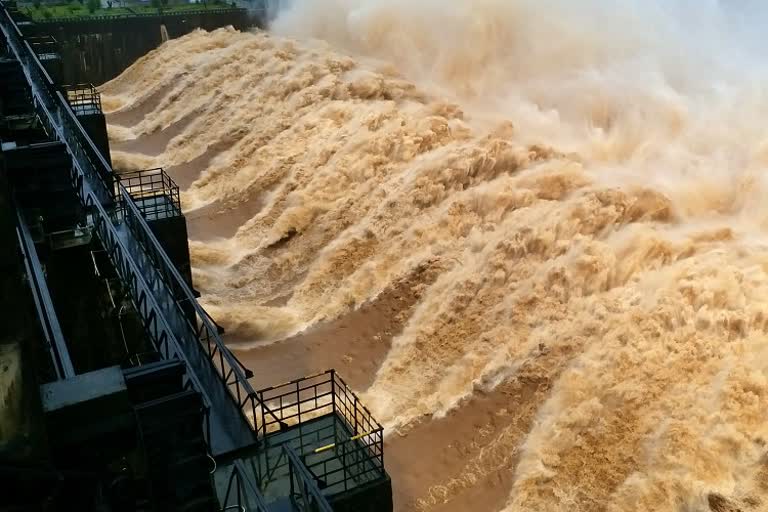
103 2 768 510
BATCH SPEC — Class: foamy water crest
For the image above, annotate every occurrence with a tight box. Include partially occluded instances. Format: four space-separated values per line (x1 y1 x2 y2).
102 2 768 510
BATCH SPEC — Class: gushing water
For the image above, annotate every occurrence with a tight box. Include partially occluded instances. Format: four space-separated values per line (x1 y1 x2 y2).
103 2 768 510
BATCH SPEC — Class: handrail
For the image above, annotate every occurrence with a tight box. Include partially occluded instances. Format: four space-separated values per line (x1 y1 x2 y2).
255 369 385 496
27 34 58 55
118 186 257 452
254 369 384 437
284 445 334 512
2 5 333 509
302 426 384 495
256 369 332 394
56 90 115 206
85 193 221 438
117 167 180 217
63 83 102 114
2 6 115 206
118 184 259 422
2 0 252 412
3 0 258 423
333 370 383 431
0 0 251 453
220 460 270 512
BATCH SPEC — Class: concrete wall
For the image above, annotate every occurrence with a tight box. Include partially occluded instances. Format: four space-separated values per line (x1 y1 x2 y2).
32 8 258 85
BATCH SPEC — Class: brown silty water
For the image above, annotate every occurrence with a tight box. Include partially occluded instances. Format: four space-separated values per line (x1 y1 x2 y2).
101 2 768 510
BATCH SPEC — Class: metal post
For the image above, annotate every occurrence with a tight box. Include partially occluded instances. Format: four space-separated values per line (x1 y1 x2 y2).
353 394 359 434
330 371 336 416
296 381 303 455
260 392 266 438
296 381 301 424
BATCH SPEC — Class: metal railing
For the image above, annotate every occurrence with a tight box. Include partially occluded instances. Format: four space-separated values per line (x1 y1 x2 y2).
0 7 114 207
252 370 336 437
26 34 58 57
253 370 386 494
253 370 382 439
219 460 270 512
63 83 102 116
84 189 215 421
116 187 255 453
0 4 341 508
0 0 255 454
285 445 334 512
117 184 259 431
118 168 181 220
306 427 384 495
332 371 383 443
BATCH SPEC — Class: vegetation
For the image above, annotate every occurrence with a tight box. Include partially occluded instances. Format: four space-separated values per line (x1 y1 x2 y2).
22 1 237 21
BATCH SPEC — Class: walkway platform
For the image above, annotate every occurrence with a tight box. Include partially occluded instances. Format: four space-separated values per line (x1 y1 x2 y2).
215 370 392 512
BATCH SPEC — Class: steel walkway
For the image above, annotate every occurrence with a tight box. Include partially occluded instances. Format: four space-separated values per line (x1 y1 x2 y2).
0 0 257 457
0 4 337 509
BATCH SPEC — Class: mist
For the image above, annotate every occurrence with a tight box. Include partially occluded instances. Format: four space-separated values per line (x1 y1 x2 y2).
263 0 768 228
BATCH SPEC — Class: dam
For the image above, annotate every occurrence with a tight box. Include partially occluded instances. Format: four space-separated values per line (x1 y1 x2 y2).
0 1 391 510
8 1 768 511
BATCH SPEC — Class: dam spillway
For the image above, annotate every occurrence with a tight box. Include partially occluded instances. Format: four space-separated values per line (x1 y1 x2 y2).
0 2 391 510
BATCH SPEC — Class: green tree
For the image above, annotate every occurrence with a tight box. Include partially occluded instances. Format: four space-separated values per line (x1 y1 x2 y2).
87 0 99 14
